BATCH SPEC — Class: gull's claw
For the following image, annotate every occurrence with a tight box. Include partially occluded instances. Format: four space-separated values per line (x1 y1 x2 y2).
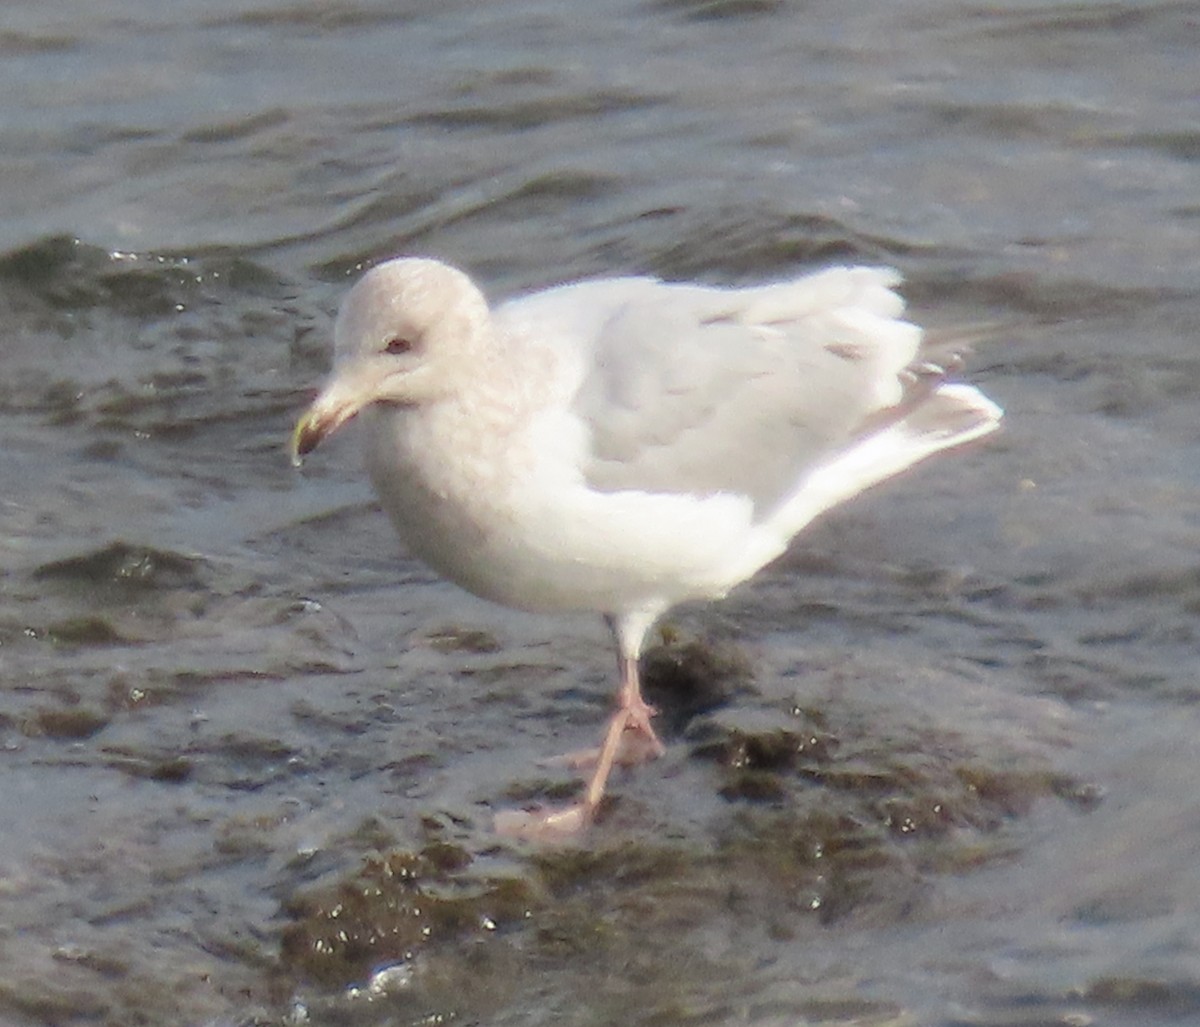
495 803 593 841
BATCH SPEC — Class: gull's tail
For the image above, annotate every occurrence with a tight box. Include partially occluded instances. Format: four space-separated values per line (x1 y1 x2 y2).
763 380 1002 546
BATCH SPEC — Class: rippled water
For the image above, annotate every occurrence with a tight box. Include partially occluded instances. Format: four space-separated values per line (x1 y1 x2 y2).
2 1 1199 1025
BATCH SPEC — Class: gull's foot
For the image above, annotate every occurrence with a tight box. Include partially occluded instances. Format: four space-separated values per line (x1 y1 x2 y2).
545 726 665 771
494 802 593 841
542 693 667 771
627 710 667 759
497 694 666 840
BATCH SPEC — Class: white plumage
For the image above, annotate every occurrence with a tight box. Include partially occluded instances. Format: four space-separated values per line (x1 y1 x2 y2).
292 257 1002 836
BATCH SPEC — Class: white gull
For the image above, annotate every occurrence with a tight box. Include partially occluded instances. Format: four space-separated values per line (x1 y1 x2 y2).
291 257 1002 836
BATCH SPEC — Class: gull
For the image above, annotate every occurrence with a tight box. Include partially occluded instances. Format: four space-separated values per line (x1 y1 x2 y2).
291 257 1002 837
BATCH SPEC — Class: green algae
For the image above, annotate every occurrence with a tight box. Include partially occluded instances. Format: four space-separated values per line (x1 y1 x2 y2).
34 541 208 594
640 631 754 735
43 616 126 647
279 844 536 990
24 705 109 740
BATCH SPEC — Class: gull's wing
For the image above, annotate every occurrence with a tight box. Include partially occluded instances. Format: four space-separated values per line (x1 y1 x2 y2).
541 268 938 515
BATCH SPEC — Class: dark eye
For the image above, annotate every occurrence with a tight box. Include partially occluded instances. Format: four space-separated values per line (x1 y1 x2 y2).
384 336 414 355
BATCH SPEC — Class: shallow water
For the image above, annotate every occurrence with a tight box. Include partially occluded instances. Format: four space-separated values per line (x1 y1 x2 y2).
2 1 1199 1024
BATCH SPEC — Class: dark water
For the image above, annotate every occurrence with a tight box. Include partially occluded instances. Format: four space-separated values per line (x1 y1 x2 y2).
2 1 1199 1024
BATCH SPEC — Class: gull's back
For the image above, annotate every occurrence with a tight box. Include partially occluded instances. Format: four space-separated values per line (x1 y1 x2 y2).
496 267 993 529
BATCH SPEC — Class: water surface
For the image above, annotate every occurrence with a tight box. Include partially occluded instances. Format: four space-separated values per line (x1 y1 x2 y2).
2 2 1199 1024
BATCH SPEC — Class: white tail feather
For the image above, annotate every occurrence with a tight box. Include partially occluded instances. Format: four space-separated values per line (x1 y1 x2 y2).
765 383 1002 544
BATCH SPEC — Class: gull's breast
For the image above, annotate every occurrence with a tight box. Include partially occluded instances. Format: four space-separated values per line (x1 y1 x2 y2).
362 400 765 616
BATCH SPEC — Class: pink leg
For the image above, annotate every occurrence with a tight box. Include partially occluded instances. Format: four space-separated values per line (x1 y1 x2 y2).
495 613 665 840
582 652 665 807
549 652 665 770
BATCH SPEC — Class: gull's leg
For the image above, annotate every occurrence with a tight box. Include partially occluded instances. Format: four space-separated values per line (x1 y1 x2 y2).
580 635 666 807
549 616 665 770
612 639 667 759
495 608 665 839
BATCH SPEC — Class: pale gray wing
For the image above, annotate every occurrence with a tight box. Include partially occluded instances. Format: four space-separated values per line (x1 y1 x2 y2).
569 267 931 515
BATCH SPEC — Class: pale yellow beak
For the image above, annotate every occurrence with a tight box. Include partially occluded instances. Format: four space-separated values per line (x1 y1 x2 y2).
290 408 324 466
289 375 370 467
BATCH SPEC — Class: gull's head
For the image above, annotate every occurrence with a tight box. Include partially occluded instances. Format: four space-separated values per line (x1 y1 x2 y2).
291 257 489 465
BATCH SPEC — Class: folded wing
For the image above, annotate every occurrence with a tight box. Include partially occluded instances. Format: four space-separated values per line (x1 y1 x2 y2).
566 267 996 525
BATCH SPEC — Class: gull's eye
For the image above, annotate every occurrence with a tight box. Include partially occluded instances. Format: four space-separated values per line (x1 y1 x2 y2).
384 336 414 356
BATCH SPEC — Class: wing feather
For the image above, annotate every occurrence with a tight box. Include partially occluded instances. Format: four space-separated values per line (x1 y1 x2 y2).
566 267 931 512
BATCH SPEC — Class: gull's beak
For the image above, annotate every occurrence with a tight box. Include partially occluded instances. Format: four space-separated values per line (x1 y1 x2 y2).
290 374 370 467
290 407 326 466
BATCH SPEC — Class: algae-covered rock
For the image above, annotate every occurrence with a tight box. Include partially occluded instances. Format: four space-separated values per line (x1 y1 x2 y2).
279 844 535 990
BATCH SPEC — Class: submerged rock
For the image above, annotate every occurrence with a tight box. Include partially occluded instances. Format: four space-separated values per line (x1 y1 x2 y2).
279 843 535 990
